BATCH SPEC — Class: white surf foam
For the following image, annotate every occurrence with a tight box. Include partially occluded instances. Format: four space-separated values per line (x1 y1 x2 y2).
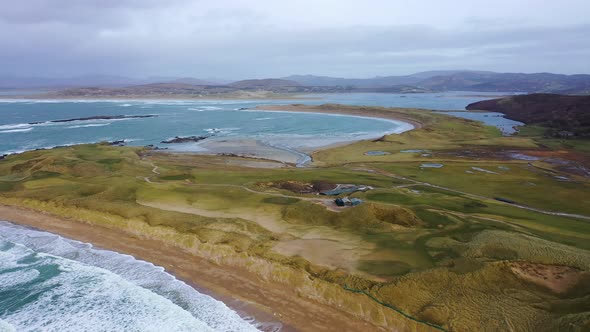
0 319 16 332
0 128 32 133
0 222 262 332
0 240 215 332
66 123 111 129
0 123 31 130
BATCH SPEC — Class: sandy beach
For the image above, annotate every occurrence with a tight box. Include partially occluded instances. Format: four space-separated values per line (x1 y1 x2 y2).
194 139 304 165
0 204 398 332
179 104 420 166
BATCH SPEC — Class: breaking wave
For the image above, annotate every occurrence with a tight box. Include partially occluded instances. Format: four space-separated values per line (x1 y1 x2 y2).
0 222 263 332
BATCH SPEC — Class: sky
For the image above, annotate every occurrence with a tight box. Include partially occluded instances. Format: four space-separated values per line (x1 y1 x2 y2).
1 0 589 79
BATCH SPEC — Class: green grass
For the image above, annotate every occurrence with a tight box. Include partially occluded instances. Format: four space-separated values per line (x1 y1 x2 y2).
373 161 590 216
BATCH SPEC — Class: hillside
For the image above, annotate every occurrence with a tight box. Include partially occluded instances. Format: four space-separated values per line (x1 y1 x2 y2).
467 93 590 137
419 72 590 94
167 77 220 85
51 83 234 97
4 71 590 94
284 71 590 94
283 71 498 88
0 75 226 89
228 78 301 88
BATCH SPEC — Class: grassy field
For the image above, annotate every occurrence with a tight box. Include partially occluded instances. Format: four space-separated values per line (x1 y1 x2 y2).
1 104 589 331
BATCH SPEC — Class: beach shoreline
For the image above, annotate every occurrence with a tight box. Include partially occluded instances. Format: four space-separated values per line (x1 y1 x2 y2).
253 104 423 130
0 102 421 167
0 204 394 332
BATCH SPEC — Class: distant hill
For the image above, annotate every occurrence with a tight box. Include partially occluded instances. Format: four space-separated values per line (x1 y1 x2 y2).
283 71 494 88
228 79 301 89
282 74 420 88
0 75 150 89
51 83 235 97
284 71 590 94
4 71 590 95
165 77 221 86
466 93 590 137
419 72 590 94
0 75 228 89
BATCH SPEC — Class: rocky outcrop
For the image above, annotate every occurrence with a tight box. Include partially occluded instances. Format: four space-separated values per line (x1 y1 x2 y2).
29 114 156 125
160 135 209 144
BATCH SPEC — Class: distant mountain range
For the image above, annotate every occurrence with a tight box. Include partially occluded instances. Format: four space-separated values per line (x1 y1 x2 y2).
0 75 229 89
281 70 489 87
1 70 589 95
282 71 590 94
228 78 301 89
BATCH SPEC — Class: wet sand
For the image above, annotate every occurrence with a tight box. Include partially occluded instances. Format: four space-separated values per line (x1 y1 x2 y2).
184 105 421 166
196 139 303 165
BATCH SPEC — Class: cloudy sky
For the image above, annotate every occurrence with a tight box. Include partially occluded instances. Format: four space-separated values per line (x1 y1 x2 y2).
1 0 589 79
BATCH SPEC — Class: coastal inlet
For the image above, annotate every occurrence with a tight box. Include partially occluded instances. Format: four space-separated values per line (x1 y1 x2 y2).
0 100 411 166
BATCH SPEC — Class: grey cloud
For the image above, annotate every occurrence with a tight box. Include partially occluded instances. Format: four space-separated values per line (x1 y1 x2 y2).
0 1 588 78
0 0 176 24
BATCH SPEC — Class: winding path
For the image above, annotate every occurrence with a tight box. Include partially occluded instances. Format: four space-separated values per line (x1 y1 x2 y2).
367 167 590 221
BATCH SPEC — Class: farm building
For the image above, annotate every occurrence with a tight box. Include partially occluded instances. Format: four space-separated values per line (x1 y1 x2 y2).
321 185 373 196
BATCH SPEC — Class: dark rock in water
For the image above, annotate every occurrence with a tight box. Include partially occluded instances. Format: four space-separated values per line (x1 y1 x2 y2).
161 136 209 144
109 140 126 146
28 114 157 125
237 107 249 110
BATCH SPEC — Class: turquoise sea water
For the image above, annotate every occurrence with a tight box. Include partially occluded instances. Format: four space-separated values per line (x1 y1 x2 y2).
0 99 409 159
0 92 522 157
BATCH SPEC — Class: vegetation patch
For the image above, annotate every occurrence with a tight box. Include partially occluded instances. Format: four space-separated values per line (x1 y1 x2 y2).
160 174 193 180
358 260 412 277
262 196 299 205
